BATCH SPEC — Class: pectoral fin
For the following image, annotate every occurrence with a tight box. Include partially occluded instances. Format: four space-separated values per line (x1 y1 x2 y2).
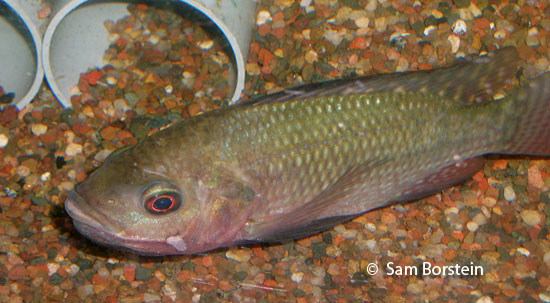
250 159 388 243
395 157 484 202
249 157 484 243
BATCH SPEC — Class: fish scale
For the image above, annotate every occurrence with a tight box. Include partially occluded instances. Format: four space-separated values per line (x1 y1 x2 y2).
200 91 502 223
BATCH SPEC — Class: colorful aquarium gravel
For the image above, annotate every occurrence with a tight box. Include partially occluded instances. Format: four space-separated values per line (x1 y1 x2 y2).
0 86 15 105
1 0 550 302
74 3 232 120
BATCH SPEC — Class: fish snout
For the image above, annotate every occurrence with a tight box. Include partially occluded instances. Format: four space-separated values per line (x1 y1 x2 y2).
65 190 121 235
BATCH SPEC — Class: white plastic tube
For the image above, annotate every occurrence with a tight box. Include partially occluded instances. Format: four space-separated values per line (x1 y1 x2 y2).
0 0 44 109
43 0 257 108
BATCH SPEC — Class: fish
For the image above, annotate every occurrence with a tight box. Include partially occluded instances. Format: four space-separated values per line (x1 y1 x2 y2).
65 48 550 255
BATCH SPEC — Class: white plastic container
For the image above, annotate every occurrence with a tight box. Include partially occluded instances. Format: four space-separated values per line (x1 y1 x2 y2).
43 0 257 108
0 0 44 109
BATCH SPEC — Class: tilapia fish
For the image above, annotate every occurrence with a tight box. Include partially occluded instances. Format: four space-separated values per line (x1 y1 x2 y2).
65 48 550 255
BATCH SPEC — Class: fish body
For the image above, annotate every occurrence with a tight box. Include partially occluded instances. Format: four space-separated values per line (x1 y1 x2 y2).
65 48 550 255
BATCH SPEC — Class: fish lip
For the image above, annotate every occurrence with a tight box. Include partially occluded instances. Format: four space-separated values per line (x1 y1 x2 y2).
65 190 194 255
64 189 130 250
65 190 118 234
66 192 98 231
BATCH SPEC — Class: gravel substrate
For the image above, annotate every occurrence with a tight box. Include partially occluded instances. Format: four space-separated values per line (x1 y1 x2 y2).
0 86 15 106
1 1 550 302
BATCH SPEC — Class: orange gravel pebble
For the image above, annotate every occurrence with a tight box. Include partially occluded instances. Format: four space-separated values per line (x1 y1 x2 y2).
124 267 136 282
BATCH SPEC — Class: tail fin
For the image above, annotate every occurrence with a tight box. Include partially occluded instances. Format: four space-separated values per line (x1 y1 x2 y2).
502 73 550 156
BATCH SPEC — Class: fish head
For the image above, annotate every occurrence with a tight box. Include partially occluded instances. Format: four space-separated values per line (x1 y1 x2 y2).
65 137 257 256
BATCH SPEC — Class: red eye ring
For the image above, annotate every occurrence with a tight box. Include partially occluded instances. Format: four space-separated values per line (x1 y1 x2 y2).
145 193 180 214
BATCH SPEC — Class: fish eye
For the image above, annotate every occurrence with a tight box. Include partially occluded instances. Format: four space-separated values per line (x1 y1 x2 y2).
145 193 181 214
141 182 182 215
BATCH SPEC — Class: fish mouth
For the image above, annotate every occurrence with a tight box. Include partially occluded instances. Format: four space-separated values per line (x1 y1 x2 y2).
65 190 125 249
65 190 191 256
65 190 114 233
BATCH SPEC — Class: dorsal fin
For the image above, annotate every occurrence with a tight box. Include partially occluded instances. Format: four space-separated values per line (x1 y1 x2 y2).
242 47 518 107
